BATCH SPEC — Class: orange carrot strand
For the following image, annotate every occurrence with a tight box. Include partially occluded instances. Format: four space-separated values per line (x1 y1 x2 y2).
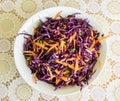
54 10 62 19
33 73 37 83
38 48 44 57
96 35 109 43
35 43 48 50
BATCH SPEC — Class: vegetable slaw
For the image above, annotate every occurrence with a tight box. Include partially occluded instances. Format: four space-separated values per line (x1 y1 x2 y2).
22 11 108 90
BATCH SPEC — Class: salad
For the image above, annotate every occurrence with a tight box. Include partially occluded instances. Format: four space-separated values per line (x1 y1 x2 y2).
22 11 108 90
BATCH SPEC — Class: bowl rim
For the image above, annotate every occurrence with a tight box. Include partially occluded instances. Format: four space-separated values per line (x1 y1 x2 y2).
14 6 107 96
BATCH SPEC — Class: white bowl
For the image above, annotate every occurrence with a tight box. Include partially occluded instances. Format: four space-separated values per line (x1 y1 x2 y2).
14 7 107 96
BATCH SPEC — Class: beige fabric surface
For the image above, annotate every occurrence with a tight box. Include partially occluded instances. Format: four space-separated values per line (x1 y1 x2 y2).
0 0 120 101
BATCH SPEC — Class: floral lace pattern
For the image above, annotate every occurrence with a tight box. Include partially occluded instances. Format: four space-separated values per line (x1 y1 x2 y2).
0 0 120 100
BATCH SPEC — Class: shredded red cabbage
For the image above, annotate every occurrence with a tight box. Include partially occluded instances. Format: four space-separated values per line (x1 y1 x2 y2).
22 13 102 90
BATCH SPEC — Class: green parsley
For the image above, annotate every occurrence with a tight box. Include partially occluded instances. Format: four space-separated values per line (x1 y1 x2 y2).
23 30 27 33
62 40 66 45
37 22 42 27
65 68 71 74
79 32 83 36
97 32 100 37
38 40 43 44
70 48 75 52
26 56 31 61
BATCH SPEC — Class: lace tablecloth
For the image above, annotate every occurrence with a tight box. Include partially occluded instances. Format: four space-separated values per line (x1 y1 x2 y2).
0 0 120 101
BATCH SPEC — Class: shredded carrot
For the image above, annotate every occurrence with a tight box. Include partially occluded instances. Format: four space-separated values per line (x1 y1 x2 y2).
38 64 40 67
33 73 37 83
75 60 79 72
68 32 76 43
38 64 40 71
95 51 99 57
78 66 84 71
50 75 54 80
96 35 109 43
99 61 103 68
63 24 67 29
82 60 86 65
47 44 58 53
38 48 44 57
27 36 32 42
65 16 69 19
58 32 66 38
54 10 62 19
86 37 89 42
84 46 90 50
80 76 86 81
55 47 58 53
90 36 94 40
61 34 66 38
77 54 81 59
61 76 68 81
73 32 77 38
68 64 75 70
33 44 36 52
65 81 70 85
91 30 94 37
55 77 60 85
55 60 75 70
49 40 55 42
60 40 65 52
55 60 67 66
54 69 61 74
24 54 35 56
47 66 55 80
35 43 48 50
23 51 34 53
23 51 36 56
89 39 95 50
29 61 32 65
43 41 51 46
44 41 58 47
37 46 40 53
71 78 75 82
84 59 89 63
64 54 68 57
26 61 29 65
33 36 41 43
74 40 76 48
47 46 55 53
34 28 37 33
60 41 64 51
84 39 96 51
63 45 66 51
68 57 74 61
74 54 82 72
69 36 72 43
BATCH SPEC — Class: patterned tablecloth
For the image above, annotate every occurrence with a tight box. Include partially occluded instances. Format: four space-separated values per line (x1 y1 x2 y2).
0 0 120 101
